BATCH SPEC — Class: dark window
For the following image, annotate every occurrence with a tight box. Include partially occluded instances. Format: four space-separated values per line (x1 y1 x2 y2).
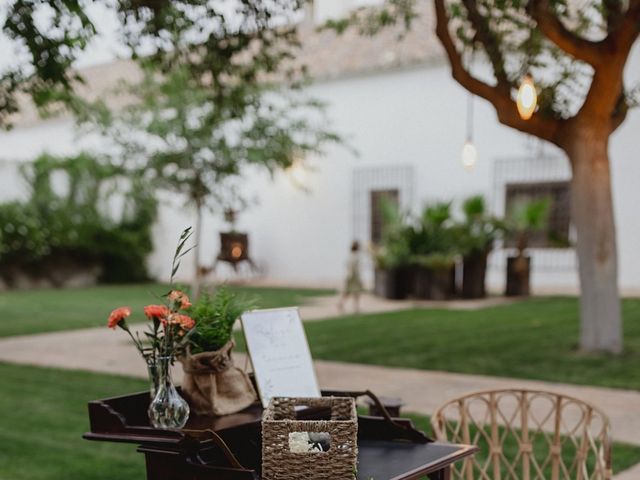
505 181 571 248
370 189 399 245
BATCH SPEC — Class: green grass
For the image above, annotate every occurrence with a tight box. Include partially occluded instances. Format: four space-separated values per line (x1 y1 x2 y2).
235 296 640 390
0 284 334 337
0 362 637 480
0 362 147 480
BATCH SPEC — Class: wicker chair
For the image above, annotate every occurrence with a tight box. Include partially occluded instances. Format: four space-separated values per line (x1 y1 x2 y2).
431 389 612 480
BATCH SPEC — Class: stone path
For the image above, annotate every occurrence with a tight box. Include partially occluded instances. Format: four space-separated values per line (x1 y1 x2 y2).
1 293 639 477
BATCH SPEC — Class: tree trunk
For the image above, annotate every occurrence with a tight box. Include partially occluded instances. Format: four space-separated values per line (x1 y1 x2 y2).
192 201 204 300
566 128 622 354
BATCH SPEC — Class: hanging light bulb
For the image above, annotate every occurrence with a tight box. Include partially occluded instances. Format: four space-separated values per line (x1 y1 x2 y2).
461 93 477 171
517 74 537 120
461 140 477 171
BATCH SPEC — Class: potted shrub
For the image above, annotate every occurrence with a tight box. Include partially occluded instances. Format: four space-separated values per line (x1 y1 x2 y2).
505 199 550 296
412 253 457 300
457 195 504 299
372 199 413 300
179 287 258 416
410 202 458 300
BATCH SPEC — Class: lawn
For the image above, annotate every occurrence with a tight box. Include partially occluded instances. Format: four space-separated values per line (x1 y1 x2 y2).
0 362 146 480
0 284 334 337
1 362 638 480
236 296 640 391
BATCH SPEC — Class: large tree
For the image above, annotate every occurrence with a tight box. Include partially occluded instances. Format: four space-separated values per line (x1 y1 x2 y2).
341 0 640 353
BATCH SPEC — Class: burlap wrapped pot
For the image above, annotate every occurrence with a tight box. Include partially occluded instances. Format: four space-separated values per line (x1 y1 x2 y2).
180 340 257 416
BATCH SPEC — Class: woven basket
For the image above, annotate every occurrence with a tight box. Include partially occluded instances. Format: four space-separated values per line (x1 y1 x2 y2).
262 397 358 480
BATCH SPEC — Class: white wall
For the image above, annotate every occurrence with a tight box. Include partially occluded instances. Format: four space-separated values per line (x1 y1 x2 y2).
313 0 384 23
1 50 639 292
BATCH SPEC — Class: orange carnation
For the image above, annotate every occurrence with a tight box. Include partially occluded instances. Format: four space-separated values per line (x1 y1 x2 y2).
144 304 170 320
175 314 195 330
108 307 131 329
167 290 191 309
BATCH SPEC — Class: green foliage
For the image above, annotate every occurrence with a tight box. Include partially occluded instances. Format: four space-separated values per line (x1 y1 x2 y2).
374 195 506 269
372 198 413 268
77 0 344 219
508 198 551 232
374 199 459 270
82 62 342 215
188 287 255 354
0 1 317 130
408 201 458 270
456 195 505 257
506 198 551 253
0 152 156 284
0 0 97 128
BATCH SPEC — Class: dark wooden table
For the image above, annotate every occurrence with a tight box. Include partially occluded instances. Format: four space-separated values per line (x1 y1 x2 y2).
84 391 477 480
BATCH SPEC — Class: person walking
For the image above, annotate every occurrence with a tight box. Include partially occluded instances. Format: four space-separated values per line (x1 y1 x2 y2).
338 240 364 314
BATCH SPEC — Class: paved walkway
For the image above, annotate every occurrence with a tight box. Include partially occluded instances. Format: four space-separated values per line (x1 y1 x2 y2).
1 294 639 477
292 292 521 320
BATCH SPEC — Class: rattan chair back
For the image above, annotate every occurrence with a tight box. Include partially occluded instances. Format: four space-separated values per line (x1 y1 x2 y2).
431 389 611 480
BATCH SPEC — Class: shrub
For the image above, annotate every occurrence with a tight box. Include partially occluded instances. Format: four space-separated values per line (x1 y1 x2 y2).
0 153 157 285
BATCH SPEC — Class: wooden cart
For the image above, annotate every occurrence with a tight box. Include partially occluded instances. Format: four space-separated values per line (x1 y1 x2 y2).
84 390 477 480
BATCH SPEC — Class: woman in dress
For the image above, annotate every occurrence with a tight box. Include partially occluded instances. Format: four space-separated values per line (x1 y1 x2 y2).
338 240 364 314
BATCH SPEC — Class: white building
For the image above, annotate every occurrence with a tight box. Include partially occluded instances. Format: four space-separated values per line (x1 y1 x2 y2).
1 0 639 293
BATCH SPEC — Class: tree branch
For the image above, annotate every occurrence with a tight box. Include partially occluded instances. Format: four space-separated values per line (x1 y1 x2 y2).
434 0 563 147
603 0 625 32
460 0 512 90
577 0 639 120
527 0 607 66
612 0 640 47
610 97 628 132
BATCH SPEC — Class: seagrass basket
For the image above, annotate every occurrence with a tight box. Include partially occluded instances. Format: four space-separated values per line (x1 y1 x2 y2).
262 397 358 480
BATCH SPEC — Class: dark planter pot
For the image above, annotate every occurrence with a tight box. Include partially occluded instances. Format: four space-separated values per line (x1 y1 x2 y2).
506 256 531 296
412 265 455 300
462 250 489 299
374 266 413 300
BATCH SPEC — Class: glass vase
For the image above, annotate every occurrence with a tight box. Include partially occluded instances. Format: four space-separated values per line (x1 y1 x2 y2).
148 355 190 429
146 357 159 399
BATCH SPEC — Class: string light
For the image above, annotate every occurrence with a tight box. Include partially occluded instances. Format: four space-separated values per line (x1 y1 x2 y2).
517 74 537 120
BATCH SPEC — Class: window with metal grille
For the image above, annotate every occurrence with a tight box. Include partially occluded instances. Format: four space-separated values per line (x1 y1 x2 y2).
370 189 399 245
505 181 571 248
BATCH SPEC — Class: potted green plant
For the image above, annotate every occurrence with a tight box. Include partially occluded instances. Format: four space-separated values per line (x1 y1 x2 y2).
505 198 550 296
179 287 257 416
410 202 458 300
457 195 504 299
372 199 414 300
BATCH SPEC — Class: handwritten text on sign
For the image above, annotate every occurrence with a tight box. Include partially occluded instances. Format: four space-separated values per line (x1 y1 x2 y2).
241 308 321 407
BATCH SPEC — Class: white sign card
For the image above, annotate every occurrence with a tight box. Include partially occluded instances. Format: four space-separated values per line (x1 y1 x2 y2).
241 307 321 408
